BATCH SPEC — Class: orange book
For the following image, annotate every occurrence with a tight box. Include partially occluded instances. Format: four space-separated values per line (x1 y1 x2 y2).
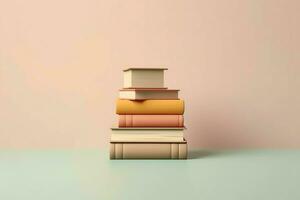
119 115 184 127
116 99 184 114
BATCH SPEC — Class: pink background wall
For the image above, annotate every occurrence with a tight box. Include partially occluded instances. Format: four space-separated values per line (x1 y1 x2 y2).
1 0 299 148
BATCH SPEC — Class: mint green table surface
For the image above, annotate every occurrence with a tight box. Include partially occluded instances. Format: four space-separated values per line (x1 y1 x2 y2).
1 149 300 200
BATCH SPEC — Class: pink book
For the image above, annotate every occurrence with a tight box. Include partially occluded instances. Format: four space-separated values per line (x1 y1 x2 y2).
119 115 184 127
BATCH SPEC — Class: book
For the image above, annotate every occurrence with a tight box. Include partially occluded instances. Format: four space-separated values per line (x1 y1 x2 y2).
123 68 167 88
116 99 184 115
111 127 185 142
110 140 187 159
119 115 184 127
119 88 179 100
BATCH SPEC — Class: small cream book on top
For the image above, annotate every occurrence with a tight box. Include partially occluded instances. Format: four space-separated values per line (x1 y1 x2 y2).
123 68 167 88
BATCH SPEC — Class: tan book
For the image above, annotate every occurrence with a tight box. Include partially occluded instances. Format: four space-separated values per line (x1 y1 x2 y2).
123 68 168 88
119 88 179 100
110 140 188 159
111 127 185 142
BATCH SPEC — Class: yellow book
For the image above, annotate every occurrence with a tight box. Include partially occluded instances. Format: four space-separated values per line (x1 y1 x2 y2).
116 99 184 114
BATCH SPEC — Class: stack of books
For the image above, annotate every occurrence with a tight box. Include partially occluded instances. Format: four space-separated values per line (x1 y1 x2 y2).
110 68 187 159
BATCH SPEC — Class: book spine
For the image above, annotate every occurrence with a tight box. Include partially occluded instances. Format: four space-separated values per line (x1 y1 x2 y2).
119 115 184 127
116 99 185 115
110 142 187 159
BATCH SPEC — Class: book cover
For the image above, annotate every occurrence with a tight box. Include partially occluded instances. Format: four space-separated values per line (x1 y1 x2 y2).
119 115 184 127
110 140 187 159
119 88 179 100
111 127 185 142
116 99 184 115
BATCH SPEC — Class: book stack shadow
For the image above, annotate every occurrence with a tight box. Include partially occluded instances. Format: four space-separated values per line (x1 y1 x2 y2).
110 68 187 159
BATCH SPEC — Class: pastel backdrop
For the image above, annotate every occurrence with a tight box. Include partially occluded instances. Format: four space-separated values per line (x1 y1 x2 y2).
0 0 299 148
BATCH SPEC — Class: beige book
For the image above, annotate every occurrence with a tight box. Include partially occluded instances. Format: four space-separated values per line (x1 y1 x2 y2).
119 115 184 127
123 68 167 88
110 140 188 159
119 88 179 100
111 127 185 142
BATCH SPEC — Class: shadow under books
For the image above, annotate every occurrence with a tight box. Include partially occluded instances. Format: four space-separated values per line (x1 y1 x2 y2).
188 149 221 159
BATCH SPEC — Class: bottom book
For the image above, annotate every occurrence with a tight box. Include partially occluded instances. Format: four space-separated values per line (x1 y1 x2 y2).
110 140 187 159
